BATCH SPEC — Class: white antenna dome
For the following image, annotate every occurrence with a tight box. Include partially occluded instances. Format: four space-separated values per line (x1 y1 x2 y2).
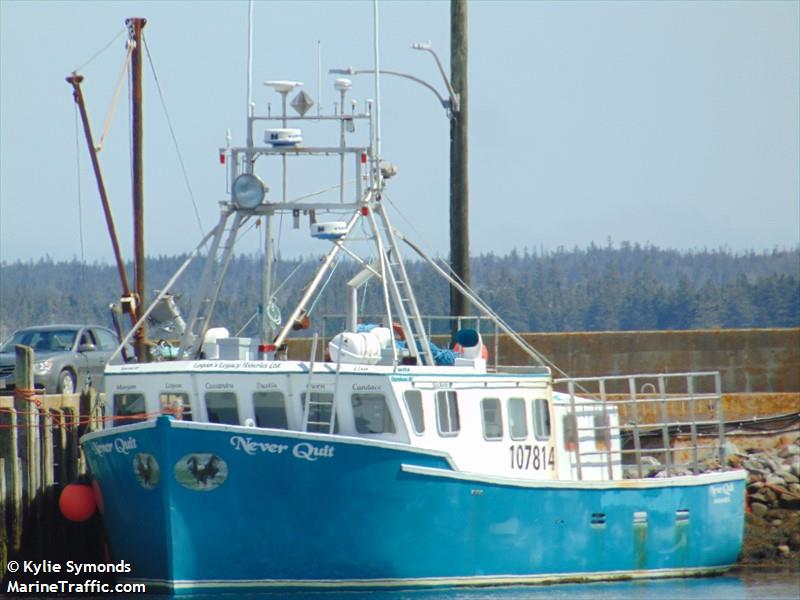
264 80 302 93
334 78 352 92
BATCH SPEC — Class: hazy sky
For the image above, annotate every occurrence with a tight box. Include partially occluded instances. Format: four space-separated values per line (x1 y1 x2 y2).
1 0 798 265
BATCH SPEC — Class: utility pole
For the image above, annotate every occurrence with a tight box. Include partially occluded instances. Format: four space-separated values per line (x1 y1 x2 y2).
450 0 470 326
128 17 147 362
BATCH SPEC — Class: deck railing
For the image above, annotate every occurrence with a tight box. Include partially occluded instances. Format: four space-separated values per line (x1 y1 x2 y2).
553 371 726 480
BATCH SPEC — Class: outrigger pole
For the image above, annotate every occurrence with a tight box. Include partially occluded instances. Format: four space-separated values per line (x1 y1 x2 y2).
67 73 134 363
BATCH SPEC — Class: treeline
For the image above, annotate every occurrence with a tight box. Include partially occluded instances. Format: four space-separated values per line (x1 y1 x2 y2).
0 243 797 341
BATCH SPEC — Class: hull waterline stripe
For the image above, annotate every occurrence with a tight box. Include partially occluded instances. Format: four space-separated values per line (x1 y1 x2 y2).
122 565 735 591
400 463 747 490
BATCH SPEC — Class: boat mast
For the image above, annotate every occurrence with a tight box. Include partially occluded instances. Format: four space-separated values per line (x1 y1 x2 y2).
128 17 148 362
245 2 275 357
372 0 382 194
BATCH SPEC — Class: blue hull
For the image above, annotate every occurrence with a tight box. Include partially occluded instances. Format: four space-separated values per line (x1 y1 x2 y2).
83 417 746 593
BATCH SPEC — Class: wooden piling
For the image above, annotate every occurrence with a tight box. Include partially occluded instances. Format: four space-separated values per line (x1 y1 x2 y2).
0 366 106 581
7 400 22 553
0 458 7 575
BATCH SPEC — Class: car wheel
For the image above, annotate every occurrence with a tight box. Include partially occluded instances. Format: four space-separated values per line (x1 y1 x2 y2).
57 370 77 394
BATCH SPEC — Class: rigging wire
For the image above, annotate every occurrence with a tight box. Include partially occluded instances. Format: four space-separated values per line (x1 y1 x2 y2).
142 33 204 235
274 211 283 290
73 27 126 73
269 258 307 299
288 180 355 204
383 192 429 250
360 278 370 313
405 232 573 381
306 255 340 316
95 41 134 153
235 310 259 337
381 191 574 379
235 218 260 243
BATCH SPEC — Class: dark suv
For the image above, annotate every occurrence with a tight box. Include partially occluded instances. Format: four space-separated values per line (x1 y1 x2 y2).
0 324 122 394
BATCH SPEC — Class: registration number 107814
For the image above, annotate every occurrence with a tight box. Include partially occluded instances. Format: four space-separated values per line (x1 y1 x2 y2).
509 444 554 470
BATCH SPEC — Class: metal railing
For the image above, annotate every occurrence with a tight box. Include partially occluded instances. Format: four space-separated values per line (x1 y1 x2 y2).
554 371 726 480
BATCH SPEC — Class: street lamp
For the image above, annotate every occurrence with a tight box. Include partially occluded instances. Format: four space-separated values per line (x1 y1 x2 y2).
329 43 459 118
410 42 459 114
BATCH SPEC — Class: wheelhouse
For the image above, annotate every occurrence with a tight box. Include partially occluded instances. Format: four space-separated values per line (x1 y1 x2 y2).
105 360 635 482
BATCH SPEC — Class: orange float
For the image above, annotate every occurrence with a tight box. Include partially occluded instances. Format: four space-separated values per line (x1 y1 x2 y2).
59 482 97 522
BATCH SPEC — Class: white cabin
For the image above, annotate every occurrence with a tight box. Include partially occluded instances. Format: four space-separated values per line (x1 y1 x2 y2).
106 359 622 483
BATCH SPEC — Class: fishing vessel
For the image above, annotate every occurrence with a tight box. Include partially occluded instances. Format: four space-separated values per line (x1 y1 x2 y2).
79 10 746 595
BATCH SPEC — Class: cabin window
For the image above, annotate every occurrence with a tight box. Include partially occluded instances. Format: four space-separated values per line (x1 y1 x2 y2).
300 392 338 433
507 397 527 440
352 393 396 434
113 393 146 426
253 391 288 429
205 392 240 425
481 398 503 440
562 414 577 451
435 390 460 436
403 390 425 434
534 398 551 441
594 412 610 450
160 392 192 421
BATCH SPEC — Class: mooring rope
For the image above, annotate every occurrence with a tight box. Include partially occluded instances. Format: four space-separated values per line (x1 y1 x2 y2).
13 388 41 408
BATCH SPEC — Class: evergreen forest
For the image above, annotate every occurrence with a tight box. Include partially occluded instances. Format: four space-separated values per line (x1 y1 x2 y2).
1 243 797 343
